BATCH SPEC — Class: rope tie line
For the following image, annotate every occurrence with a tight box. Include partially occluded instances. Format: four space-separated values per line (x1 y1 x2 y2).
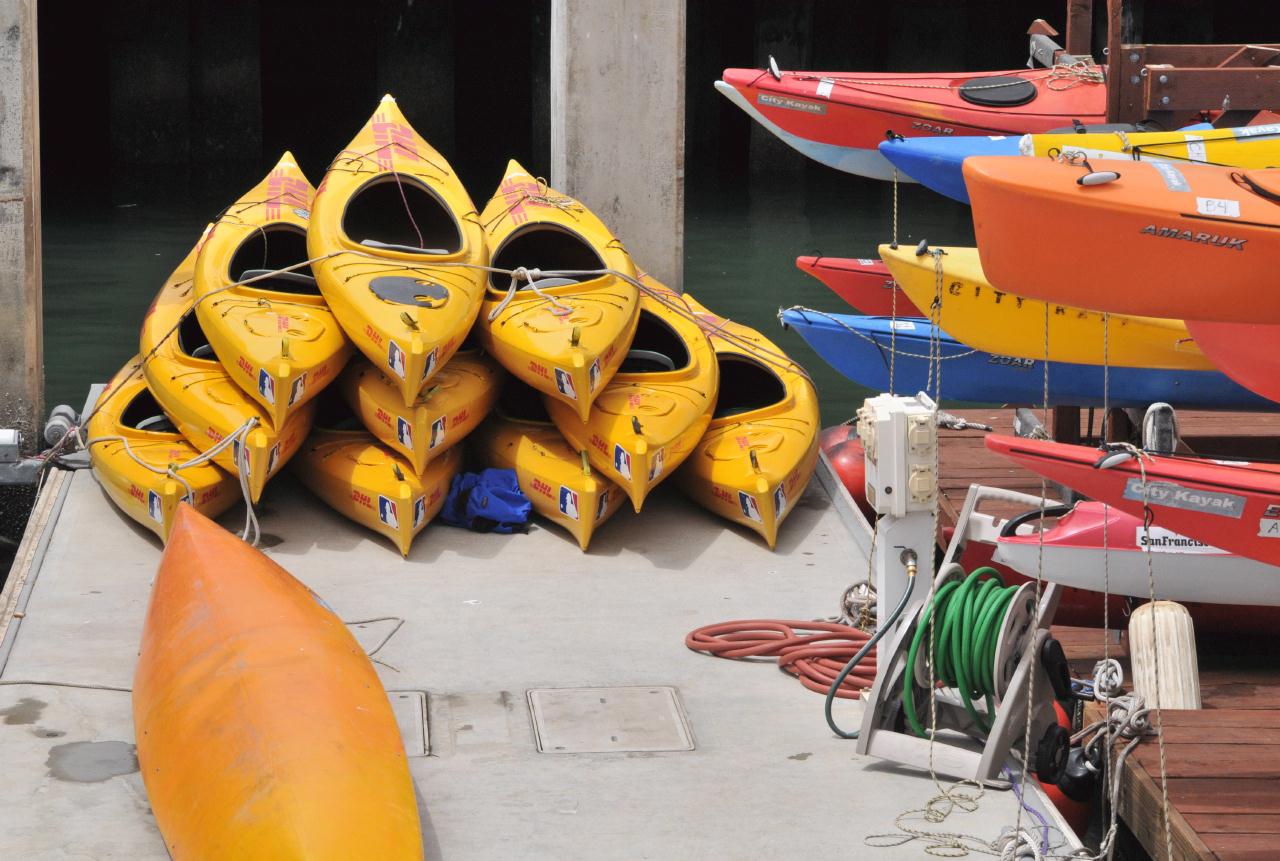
486 266 576 322
786 60 1103 94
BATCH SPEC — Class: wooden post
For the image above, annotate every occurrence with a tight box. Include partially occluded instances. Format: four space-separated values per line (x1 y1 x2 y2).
0 0 41 452
1065 0 1094 57
1051 407 1081 444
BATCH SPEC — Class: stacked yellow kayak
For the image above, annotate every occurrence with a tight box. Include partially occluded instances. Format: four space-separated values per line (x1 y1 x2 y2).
476 385 626 551
677 296 821 550
1019 123 1280 167
88 93 820 556
477 160 640 423
309 95 487 408
193 152 352 428
85 358 238 542
139 227 316 503
546 275 718 512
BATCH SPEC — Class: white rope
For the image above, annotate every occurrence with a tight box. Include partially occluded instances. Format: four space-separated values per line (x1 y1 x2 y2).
485 265 575 322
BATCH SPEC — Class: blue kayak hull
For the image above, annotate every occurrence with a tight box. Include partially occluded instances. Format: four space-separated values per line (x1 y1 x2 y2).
878 135 1018 204
780 309 1276 410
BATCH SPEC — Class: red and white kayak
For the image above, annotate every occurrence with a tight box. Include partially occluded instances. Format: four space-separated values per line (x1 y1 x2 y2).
1183 320 1280 405
986 434 1280 567
717 64 1105 180
995 501 1280 605
794 256 921 316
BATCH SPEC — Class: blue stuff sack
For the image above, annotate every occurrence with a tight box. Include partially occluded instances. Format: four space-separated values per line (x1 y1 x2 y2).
440 468 532 534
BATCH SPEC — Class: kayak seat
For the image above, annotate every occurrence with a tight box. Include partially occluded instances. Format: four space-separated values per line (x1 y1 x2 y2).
229 226 321 295
344 175 463 255
958 75 1036 107
359 239 451 255
121 387 178 434
518 276 580 290
489 223 605 290
620 309 690 373
714 355 785 418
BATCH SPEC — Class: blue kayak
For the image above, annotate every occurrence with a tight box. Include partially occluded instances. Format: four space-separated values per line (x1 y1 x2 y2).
878 135 1019 204
779 308 1276 410
879 123 1216 204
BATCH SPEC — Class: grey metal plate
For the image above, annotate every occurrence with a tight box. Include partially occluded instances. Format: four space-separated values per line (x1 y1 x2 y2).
527 686 694 754
389 689 429 757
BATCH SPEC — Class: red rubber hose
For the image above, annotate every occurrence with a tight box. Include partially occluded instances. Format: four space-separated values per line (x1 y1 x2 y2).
685 620 878 699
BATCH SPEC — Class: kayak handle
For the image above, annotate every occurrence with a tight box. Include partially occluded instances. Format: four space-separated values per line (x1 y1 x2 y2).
998 504 1075 538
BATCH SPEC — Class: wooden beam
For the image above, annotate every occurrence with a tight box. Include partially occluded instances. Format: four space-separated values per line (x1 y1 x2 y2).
1146 66 1280 113
1065 0 1094 57
0 0 41 452
1142 43 1280 66
1119 758 1215 861
1105 0 1125 121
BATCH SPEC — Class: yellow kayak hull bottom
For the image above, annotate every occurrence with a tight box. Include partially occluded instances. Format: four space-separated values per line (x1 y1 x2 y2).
133 505 423 860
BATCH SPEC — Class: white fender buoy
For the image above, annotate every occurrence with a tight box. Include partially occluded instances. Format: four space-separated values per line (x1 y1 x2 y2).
1129 600 1201 709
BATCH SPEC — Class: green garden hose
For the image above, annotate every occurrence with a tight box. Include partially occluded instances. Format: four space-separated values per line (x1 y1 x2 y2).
903 566 1020 738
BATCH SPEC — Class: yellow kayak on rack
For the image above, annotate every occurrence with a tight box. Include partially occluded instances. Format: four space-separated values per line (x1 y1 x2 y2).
546 275 718 512
676 296 819 550
193 152 352 428
1019 123 1280 167
474 386 625 550
294 417 460 557
141 227 315 503
86 358 239 542
339 349 504 475
477 160 639 424
879 244 1209 369
309 94 487 408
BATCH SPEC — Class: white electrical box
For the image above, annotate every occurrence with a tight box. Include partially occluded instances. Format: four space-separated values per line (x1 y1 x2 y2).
856 393 937 518
0 428 19 464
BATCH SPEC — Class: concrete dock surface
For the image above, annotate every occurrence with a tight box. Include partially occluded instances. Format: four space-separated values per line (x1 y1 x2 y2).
0 462 1075 859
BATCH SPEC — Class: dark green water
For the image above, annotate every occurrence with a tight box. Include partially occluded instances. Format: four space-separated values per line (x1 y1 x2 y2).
41 167 975 425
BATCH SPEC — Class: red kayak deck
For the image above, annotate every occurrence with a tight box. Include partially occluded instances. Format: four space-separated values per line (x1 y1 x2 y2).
794 255 921 315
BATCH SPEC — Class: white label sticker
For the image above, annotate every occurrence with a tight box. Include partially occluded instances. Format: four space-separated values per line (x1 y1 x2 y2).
890 320 916 330
1137 526 1225 555
1196 196 1240 218
816 78 834 99
1260 518 1280 538
987 136 1007 141
1184 134 1207 163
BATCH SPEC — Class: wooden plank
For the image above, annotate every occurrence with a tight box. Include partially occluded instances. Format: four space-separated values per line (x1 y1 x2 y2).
1159 710 1280 729
0 469 67 651
1202 835 1278 861
1183 814 1280 835
1120 759 1215 860
1147 67 1280 113
1215 45 1280 68
1166 779 1280 815
1065 0 1094 58
1142 43 1280 66
1158 725 1280 744
1131 743 1280 779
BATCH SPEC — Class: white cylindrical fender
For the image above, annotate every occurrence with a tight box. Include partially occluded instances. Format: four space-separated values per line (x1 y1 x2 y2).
1129 600 1201 709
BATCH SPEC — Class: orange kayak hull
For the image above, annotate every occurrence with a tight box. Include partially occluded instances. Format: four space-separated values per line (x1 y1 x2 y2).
133 505 423 860
967 156 1279 323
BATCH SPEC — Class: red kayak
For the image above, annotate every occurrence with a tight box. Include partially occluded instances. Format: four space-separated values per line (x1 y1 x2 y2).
1183 320 1280 405
795 256 921 316
986 433 1280 566
717 64 1105 180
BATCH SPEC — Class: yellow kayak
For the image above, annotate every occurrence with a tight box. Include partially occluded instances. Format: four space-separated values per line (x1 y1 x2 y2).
85 358 239 542
193 152 353 428
879 244 1209 369
294 419 459 557
134 505 423 860
1020 123 1280 167
474 386 625 550
339 350 503 475
477 160 639 423
545 275 717 512
675 297 820 550
141 228 315 503
309 94 487 408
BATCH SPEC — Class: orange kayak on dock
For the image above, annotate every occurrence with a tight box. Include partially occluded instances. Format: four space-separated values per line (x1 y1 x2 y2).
133 505 423 860
966 156 1280 323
